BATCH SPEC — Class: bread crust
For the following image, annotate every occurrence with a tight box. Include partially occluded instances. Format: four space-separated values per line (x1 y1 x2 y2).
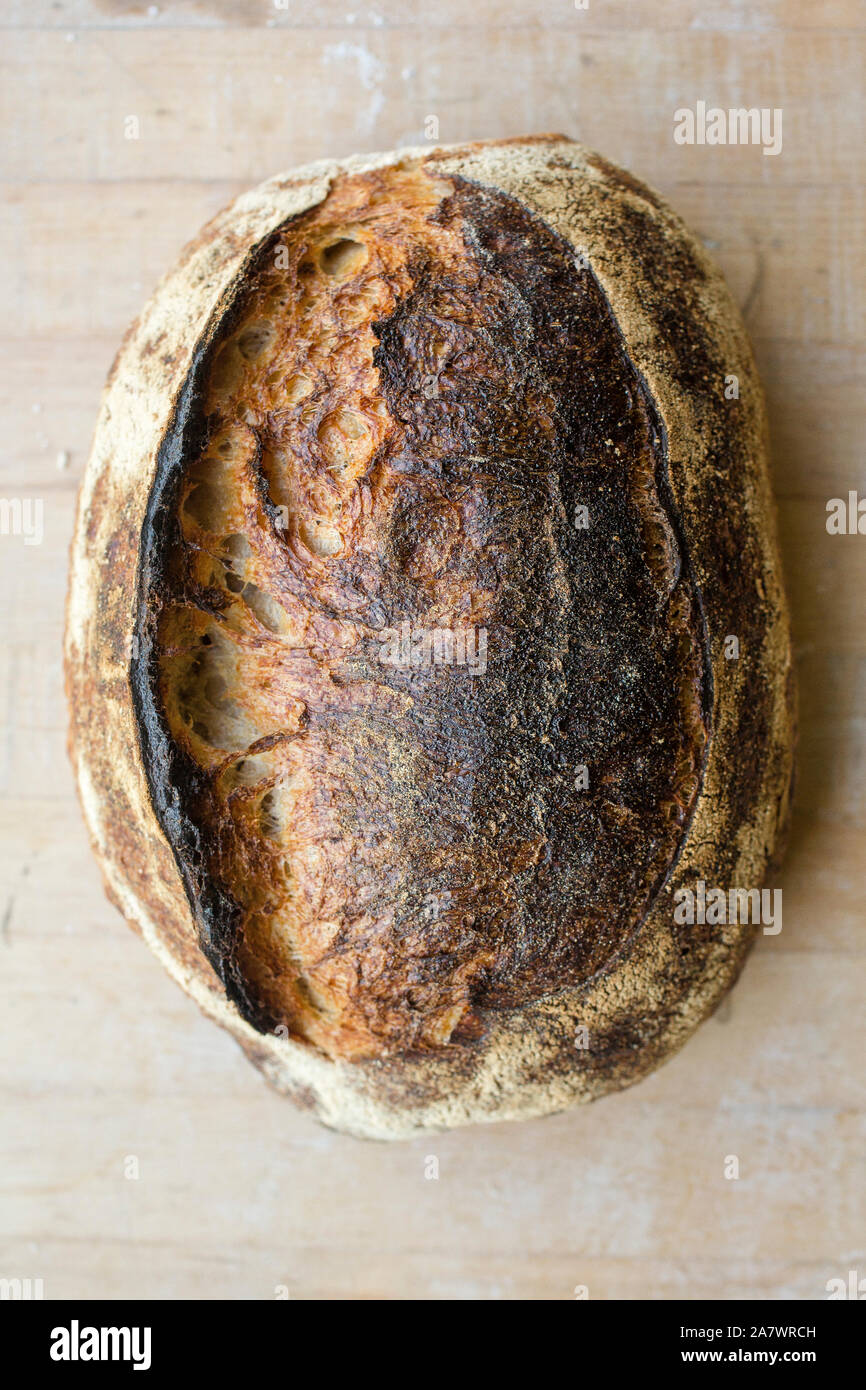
65 135 795 1138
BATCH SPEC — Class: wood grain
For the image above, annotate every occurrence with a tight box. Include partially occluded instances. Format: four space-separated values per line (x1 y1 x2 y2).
0 0 863 1301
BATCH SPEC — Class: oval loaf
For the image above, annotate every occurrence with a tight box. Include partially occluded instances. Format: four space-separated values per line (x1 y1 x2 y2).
65 135 795 1138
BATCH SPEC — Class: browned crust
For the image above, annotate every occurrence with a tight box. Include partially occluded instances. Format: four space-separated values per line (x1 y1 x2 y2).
65 137 795 1138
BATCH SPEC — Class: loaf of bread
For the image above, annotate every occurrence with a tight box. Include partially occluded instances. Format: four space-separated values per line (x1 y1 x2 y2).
65 136 795 1137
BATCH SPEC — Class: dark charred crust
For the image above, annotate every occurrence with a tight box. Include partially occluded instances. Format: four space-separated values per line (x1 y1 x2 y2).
369 176 714 1012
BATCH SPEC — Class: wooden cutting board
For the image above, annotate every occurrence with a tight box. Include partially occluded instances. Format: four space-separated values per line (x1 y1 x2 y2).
0 0 863 1300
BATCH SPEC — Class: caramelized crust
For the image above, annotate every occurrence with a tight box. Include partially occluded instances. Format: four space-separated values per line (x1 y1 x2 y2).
147 161 711 1061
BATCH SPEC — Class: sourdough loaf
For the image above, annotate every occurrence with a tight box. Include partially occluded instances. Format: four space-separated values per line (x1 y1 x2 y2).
65 136 795 1137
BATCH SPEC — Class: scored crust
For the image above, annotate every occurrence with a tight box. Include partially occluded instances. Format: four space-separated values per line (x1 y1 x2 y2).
65 135 795 1138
